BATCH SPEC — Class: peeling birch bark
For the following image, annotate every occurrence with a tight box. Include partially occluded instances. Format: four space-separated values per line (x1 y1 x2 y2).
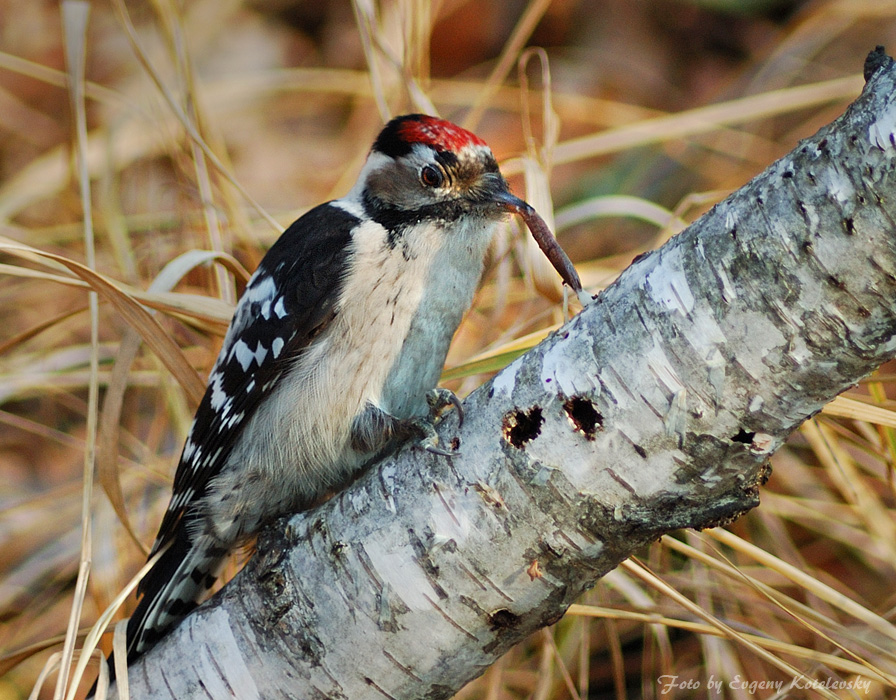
117 51 896 699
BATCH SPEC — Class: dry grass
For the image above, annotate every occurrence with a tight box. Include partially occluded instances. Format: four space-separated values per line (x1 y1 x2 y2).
1 0 896 698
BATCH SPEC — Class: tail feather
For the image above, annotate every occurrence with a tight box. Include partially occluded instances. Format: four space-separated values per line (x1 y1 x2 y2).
101 527 228 687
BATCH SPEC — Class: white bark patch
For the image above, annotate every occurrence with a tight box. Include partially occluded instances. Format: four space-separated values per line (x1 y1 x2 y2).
558 528 605 559
868 100 896 151
645 248 695 315
664 389 688 438
805 199 821 234
826 167 855 205
783 329 812 365
540 341 596 397
428 487 472 546
645 340 686 396
378 463 398 514
523 424 595 493
714 264 738 303
725 209 738 231
363 539 440 611
706 348 726 402
722 310 787 379
686 311 726 360
796 273 824 313
187 608 260 699
597 448 686 499
749 432 776 454
699 463 722 485
491 356 523 396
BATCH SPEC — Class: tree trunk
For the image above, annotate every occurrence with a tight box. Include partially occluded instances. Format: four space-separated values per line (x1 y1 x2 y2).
116 50 896 700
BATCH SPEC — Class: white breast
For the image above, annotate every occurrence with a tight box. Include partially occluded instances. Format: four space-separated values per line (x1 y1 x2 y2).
207 205 498 541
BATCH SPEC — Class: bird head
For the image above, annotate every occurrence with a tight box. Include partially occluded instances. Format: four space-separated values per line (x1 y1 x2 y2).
348 114 584 296
355 113 527 223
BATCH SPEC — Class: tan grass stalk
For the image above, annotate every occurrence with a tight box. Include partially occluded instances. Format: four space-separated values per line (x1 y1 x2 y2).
109 0 281 233
706 528 896 644
802 420 896 560
566 604 886 683
662 534 896 664
156 0 235 304
501 75 865 175
463 0 552 130
55 5 97 700
0 240 205 403
66 549 167 700
821 395 896 429
519 47 565 303
620 559 842 700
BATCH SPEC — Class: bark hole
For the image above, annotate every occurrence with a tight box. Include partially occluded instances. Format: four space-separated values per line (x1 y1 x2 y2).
731 429 756 444
502 406 544 447
563 396 602 439
487 608 521 630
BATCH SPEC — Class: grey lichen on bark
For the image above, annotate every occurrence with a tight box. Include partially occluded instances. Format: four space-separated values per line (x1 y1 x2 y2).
119 50 896 699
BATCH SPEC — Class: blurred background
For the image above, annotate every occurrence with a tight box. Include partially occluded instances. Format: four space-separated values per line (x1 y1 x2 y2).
2 0 896 698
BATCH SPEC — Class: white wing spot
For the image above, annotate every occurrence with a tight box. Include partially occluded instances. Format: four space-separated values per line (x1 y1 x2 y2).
209 371 230 411
260 300 272 320
233 340 269 371
224 412 245 429
272 337 285 358
169 487 195 510
234 340 254 371
254 342 268 366
274 297 287 318
204 447 224 467
247 274 277 303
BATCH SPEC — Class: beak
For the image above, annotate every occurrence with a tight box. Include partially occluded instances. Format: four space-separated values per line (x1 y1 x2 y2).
490 188 534 217
490 188 587 300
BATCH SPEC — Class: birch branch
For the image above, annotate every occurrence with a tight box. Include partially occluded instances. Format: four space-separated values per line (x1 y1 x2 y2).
117 50 896 699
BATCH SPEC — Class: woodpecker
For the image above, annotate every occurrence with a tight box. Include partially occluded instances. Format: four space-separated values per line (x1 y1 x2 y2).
119 114 584 669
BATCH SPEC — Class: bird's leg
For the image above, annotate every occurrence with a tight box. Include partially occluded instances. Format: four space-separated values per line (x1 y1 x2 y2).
405 387 462 456
350 389 463 458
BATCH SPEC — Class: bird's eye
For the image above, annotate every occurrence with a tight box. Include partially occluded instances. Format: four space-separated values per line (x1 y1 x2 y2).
420 165 444 188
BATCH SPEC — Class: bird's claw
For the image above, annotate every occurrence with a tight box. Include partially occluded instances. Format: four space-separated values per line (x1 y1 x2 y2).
426 387 464 428
424 442 457 458
410 409 460 458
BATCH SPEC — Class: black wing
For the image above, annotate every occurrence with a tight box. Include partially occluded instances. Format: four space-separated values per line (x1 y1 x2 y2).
150 202 357 555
